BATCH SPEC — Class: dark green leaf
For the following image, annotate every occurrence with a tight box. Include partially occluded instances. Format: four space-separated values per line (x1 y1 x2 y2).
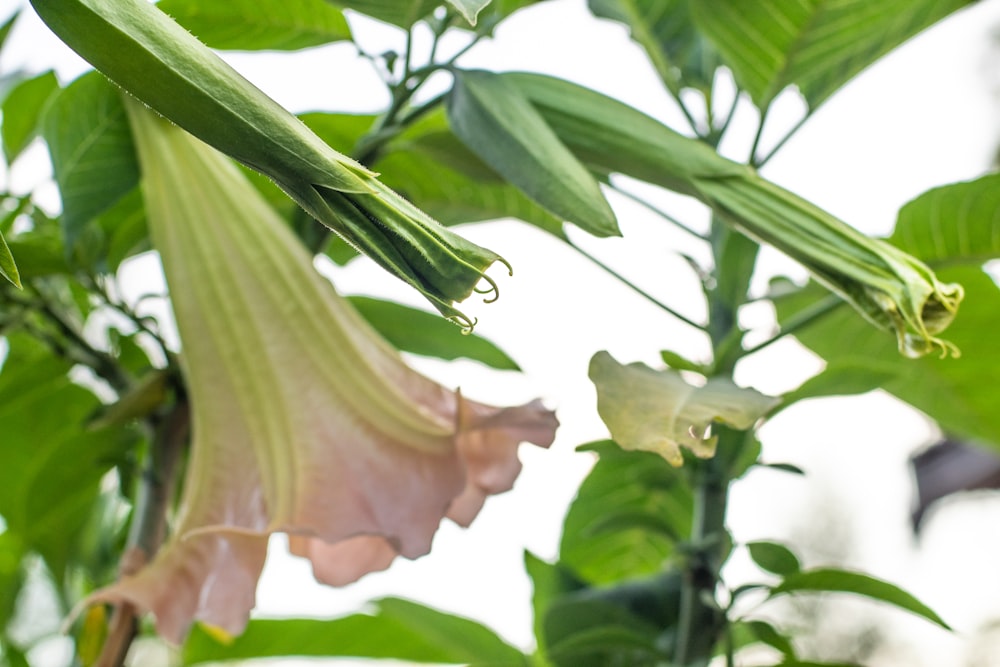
41 72 138 245
184 597 528 665
1 70 58 163
770 568 950 630
0 334 135 575
0 11 19 54
544 595 666 667
891 173 1000 268
560 441 691 584
332 0 438 29
691 0 973 109
158 0 351 50
0 230 18 288
347 295 520 370
524 551 586 659
758 462 806 475
741 619 796 658
747 541 801 576
588 0 721 94
448 70 619 237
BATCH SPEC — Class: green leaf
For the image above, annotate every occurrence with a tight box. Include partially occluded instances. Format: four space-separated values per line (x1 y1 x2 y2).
747 541 801 576
0 11 19 54
376 111 566 237
691 0 973 109
588 0 721 94
157 0 351 51
770 568 950 630
589 351 778 465
781 360 897 408
543 594 667 667
0 532 25 631
560 441 692 584
0 335 135 575
184 597 528 665
1 70 59 163
447 70 619 237
506 71 745 195
41 72 138 245
890 173 1000 267
524 552 586 660
347 295 520 370
446 0 491 25
739 619 796 658
0 230 19 288
333 0 438 28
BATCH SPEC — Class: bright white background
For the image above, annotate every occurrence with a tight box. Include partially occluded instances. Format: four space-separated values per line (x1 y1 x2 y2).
4 0 1000 664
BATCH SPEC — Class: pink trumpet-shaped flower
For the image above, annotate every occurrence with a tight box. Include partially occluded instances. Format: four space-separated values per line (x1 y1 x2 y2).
86 98 557 644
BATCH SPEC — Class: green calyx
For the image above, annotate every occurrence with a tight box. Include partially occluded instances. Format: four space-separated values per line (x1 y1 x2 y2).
30 0 509 321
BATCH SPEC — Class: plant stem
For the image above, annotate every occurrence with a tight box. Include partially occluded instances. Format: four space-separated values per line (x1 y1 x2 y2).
754 111 811 168
563 238 708 332
674 208 757 663
741 293 842 358
95 398 189 667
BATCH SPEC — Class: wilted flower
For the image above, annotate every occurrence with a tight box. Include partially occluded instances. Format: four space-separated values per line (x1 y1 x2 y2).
82 99 557 644
30 0 507 324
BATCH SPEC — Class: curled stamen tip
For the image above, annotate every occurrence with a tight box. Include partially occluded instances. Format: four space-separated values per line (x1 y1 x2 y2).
498 256 514 277
474 273 501 304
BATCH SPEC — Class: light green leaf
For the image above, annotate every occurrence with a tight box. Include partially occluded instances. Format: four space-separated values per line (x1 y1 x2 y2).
1 70 59 163
747 541 801 576
588 0 720 94
560 441 691 584
890 173 1000 267
446 0 491 25
158 0 351 51
333 0 438 28
770 568 950 630
589 351 778 465
347 295 520 370
447 69 619 237
41 72 138 245
691 0 973 109
0 229 19 288
184 597 528 665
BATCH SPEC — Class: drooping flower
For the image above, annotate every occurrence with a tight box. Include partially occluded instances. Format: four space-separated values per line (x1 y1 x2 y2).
506 72 964 358
82 98 557 644
30 0 507 324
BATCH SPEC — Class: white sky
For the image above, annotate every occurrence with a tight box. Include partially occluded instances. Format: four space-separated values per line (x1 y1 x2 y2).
5 1 1000 665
